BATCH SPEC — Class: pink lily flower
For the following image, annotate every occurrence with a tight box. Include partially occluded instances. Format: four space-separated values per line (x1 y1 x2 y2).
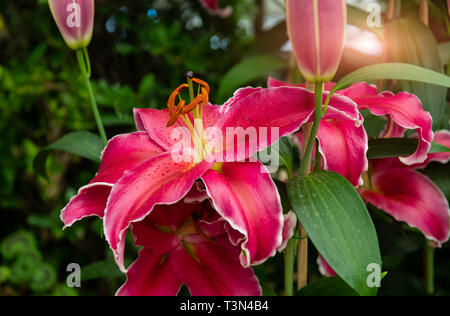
277 211 298 253
199 0 232 18
48 0 94 50
318 130 450 276
116 187 261 296
269 78 447 245
359 131 450 247
61 77 366 275
268 78 434 185
286 0 347 83
334 84 448 246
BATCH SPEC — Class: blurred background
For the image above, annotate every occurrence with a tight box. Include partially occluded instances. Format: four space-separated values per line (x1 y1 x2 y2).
0 0 449 296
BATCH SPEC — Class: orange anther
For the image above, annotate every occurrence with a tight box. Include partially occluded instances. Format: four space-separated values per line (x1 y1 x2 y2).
166 78 210 127
192 78 210 94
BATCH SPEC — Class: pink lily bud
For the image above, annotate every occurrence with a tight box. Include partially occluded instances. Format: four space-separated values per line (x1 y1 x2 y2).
48 0 94 50
286 0 347 83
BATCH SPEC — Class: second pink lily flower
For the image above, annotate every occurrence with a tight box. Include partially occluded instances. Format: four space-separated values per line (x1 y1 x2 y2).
268 78 450 246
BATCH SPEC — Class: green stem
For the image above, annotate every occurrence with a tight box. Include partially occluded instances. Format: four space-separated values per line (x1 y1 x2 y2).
424 240 435 295
83 47 91 78
76 50 107 144
298 83 324 176
284 238 295 296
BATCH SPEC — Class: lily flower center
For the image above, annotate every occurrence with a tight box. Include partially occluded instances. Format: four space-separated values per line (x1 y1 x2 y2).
176 212 216 263
176 212 213 240
167 74 212 161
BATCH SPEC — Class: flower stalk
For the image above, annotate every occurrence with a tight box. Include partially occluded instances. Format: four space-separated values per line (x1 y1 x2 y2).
296 82 324 291
298 83 324 176
76 49 107 144
424 240 435 295
283 82 325 295
284 238 295 296
297 224 308 290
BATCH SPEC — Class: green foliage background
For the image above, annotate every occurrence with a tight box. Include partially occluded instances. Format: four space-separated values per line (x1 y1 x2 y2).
0 0 271 296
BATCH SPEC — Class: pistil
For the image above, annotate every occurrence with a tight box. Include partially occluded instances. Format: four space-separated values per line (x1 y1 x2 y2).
167 74 212 162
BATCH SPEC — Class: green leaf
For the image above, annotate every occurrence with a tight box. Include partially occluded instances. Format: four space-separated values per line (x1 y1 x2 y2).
389 17 447 129
33 131 104 178
287 171 381 296
367 138 450 159
361 110 387 138
216 54 288 103
330 63 450 94
430 142 450 154
297 276 358 296
278 137 295 170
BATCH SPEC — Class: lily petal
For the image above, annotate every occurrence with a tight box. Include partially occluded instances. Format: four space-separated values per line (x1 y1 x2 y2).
131 207 190 255
61 132 163 228
335 82 378 99
92 132 164 184
317 255 337 277
316 109 369 186
133 108 185 150
217 87 317 161
380 118 406 138
271 79 368 186
266 78 361 123
104 153 212 271
170 236 261 296
116 249 182 296
277 211 297 253
221 87 264 113
131 194 212 254
348 86 434 165
201 161 283 267
267 77 336 91
60 183 111 228
412 130 450 169
134 105 221 150
360 160 450 246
